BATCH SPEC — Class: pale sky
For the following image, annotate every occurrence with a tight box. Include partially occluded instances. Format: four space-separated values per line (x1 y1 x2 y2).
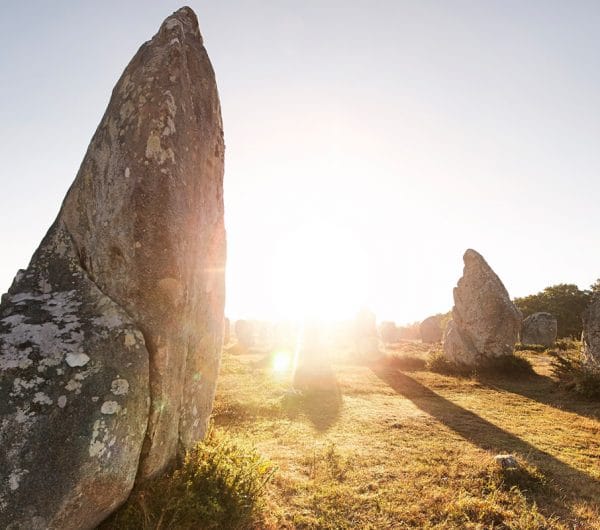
1 1 599 324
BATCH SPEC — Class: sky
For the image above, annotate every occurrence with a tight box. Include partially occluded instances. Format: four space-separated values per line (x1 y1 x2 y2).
1 1 600 324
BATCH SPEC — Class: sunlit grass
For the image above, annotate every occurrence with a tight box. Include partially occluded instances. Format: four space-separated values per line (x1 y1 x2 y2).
211 342 600 529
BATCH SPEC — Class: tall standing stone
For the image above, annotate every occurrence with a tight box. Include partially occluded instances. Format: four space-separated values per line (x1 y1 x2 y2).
443 249 521 366
0 7 225 529
420 315 443 343
582 294 600 371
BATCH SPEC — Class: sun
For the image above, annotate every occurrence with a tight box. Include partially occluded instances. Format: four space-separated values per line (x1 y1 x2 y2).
272 351 293 374
269 219 371 321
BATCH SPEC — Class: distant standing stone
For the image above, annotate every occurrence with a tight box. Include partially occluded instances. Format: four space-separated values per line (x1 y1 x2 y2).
420 315 443 343
354 308 379 357
443 249 522 366
582 294 600 371
520 312 557 347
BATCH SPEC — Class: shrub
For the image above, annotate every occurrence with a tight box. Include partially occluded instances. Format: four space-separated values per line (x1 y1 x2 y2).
427 350 534 378
514 343 547 353
554 338 581 352
100 428 275 530
551 352 600 399
426 350 471 376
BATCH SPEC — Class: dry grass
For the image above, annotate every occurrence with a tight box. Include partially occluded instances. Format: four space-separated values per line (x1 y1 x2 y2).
213 342 600 529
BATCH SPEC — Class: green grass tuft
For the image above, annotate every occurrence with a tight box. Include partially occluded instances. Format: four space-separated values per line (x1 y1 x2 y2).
100 427 275 530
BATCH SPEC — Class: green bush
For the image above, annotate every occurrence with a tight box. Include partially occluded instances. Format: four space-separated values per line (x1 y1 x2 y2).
100 428 275 530
514 343 548 353
551 352 600 399
427 350 534 378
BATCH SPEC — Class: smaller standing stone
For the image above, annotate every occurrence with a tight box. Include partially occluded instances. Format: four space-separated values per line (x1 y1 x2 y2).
443 249 521 366
520 312 557 347
354 308 378 357
234 320 254 349
582 294 600 371
420 315 443 343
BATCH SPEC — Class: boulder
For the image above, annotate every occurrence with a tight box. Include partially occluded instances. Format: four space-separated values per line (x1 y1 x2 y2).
443 249 521 366
354 308 378 357
0 7 225 529
380 321 399 344
234 320 254 349
420 315 442 343
582 294 600 371
520 312 557 347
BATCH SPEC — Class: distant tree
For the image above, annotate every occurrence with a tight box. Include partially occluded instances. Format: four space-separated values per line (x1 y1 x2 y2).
513 284 591 339
396 322 421 341
590 279 600 293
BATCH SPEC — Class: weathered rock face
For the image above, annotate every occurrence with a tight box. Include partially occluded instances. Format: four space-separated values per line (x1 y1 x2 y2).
582 295 600 371
0 7 225 529
420 315 442 343
0 229 149 530
520 312 557 347
443 249 521 366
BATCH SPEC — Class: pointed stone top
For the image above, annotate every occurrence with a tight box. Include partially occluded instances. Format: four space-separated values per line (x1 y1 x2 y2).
463 248 484 263
159 6 201 40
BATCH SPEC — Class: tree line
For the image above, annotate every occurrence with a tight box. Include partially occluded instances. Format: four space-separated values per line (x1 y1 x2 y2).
513 280 600 339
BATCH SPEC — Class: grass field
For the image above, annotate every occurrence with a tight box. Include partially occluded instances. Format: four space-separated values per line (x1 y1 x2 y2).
212 341 600 529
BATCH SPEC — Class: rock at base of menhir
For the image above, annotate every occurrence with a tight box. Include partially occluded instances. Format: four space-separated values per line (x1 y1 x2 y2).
520 312 557 347
582 295 600 371
0 226 149 530
0 6 225 529
443 249 521 366
420 315 442 343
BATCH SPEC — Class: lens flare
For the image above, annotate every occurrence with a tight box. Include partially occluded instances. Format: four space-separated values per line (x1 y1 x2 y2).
272 351 292 373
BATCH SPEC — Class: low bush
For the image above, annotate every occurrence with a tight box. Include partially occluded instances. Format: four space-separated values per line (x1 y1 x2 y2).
551 352 600 399
427 350 534 378
100 427 275 530
554 338 581 352
514 342 547 353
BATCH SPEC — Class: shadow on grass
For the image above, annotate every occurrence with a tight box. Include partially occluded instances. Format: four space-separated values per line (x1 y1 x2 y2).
370 363 600 521
478 371 600 422
282 365 342 432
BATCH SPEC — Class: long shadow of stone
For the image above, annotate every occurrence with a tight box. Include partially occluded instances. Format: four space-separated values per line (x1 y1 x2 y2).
371 363 600 519
283 365 342 432
477 371 600 422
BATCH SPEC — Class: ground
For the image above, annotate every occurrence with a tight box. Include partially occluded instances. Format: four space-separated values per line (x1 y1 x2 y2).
213 341 600 529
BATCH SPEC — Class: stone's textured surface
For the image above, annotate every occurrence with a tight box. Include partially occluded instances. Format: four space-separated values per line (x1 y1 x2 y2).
443 249 521 366
0 227 149 530
582 295 600 370
420 315 443 343
520 312 557 347
223 317 230 345
61 6 225 478
0 6 225 529
441 319 466 361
